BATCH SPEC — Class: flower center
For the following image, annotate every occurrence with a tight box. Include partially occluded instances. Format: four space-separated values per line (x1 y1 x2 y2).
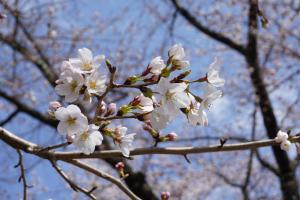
82 62 92 71
70 81 78 92
67 116 77 125
165 90 175 101
79 132 89 141
89 81 97 89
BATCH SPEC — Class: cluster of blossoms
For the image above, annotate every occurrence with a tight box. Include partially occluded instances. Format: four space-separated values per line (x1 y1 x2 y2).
49 48 135 156
275 130 291 151
49 44 225 156
144 44 225 131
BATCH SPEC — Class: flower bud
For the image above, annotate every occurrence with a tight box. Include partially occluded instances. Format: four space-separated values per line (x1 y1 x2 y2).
48 101 62 117
96 101 106 117
66 134 75 143
0 13 7 20
130 96 141 107
115 162 125 171
161 192 170 200
166 132 177 141
106 103 116 116
49 101 62 111
124 75 140 85
116 105 132 116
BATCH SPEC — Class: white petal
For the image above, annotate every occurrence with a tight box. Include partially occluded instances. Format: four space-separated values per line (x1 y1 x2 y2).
54 107 68 120
78 48 93 63
57 121 68 134
67 104 81 116
55 84 71 96
93 55 105 66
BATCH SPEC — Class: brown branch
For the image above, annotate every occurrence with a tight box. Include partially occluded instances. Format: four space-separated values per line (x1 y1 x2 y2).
65 159 141 200
255 149 279 176
50 160 97 200
39 142 71 152
0 109 19 126
169 0 247 55
1 127 300 160
15 149 32 200
0 89 57 127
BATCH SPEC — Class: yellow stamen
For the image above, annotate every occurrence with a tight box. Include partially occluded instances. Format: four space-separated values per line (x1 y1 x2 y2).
67 116 76 125
89 81 97 89
82 63 92 71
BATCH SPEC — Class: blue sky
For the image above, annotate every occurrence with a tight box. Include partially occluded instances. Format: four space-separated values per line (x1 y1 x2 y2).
0 0 299 199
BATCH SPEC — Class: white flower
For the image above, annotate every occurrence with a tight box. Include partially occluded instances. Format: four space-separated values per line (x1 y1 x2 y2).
275 130 289 143
114 126 135 157
54 104 88 135
73 124 103 155
168 44 190 69
186 94 208 126
150 106 172 131
55 68 84 102
156 77 191 113
85 71 107 95
201 84 222 110
69 48 105 73
275 130 291 151
207 58 225 87
187 102 208 126
135 94 154 113
148 56 165 75
280 140 291 151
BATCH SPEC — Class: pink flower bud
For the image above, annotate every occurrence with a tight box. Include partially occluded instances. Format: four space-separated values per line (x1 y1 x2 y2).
106 103 116 116
161 191 170 200
49 101 61 112
66 134 75 143
55 79 62 84
143 123 152 132
0 13 7 20
97 101 107 116
115 162 125 170
166 132 177 141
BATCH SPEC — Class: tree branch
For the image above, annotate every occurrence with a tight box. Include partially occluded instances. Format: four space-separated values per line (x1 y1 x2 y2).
66 159 141 200
169 0 247 55
50 159 97 200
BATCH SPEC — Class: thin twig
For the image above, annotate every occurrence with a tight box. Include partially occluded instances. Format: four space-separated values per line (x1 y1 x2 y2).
15 149 32 200
50 159 97 200
39 142 71 152
66 159 141 200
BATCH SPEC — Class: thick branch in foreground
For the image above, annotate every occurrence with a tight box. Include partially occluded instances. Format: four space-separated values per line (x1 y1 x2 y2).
1 127 299 160
0 128 140 200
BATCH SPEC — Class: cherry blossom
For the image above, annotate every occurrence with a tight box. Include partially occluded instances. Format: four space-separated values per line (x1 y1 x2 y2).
275 130 289 143
55 68 84 102
85 71 107 95
114 125 136 157
73 124 103 155
150 106 172 131
207 58 225 87
275 130 290 151
69 48 105 73
147 56 166 75
280 140 291 151
54 104 88 135
156 77 191 112
201 84 222 110
133 94 154 113
168 44 190 69
187 102 208 126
